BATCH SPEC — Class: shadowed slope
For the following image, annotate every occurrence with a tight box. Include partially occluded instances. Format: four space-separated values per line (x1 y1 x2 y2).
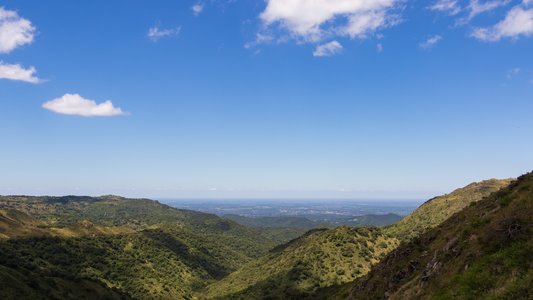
0 195 281 299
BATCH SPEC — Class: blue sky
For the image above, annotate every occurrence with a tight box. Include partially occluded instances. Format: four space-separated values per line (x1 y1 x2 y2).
0 0 532 199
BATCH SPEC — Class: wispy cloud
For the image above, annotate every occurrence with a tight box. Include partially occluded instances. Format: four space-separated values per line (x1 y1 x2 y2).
244 33 275 49
429 0 513 27
472 5 533 41
506 67 521 79
0 61 41 83
147 26 181 42
428 0 462 16
0 6 35 53
42 94 127 117
313 40 343 57
466 0 511 21
420 35 443 49
192 3 204 16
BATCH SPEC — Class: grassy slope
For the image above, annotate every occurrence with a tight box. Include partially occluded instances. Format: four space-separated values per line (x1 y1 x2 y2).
0 195 276 257
341 173 532 300
0 177 517 299
203 227 399 299
0 195 279 299
384 178 513 242
204 178 513 300
0 208 135 239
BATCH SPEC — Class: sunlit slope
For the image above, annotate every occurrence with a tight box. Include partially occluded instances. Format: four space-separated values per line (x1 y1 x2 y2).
207 177 513 300
384 178 512 241
343 173 532 299
0 195 277 257
203 227 399 299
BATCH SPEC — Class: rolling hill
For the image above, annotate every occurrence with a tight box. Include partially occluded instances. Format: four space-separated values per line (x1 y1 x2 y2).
203 226 399 299
224 213 402 230
0 195 281 299
0 175 520 300
203 178 513 299
223 213 403 246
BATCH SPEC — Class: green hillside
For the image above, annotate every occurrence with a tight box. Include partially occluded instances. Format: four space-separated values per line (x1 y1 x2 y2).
224 213 403 246
223 214 318 229
225 213 402 229
384 178 512 242
0 195 280 299
204 178 513 300
203 226 399 299
0 176 522 300
324 173 532 300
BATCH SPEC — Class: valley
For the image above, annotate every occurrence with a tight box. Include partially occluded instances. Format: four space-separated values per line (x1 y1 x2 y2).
1 175 528 299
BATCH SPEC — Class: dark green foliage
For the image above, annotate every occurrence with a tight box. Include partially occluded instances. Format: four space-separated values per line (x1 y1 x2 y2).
204 226 399 299
225 213 403 230
0 195 281 299
0 227 257 299
224 215 319 229
255 227 308 244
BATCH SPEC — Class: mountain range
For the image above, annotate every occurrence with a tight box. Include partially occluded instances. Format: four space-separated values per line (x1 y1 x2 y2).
0 174 530 300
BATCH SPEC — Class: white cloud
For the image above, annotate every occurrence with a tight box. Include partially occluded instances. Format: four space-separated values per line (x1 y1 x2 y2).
259 0 401 41
42 94 127 117
428 0 462 15
377 43 383 52
420 35 443 48
467 0 511 20
0 61 40 83
430 0 511 26
0 6 35 53
192 4 204 16
313 40 343 57
147 26 181 42
472 6 533 41
341 10 392 38
244 33 275 49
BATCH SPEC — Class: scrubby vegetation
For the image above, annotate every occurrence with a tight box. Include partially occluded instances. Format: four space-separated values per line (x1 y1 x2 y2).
201 178 514 300
384 179 512 242
203 226 399 299
0 174 528 300
224 213 402 230
341 173 532 299
0 195 280 299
